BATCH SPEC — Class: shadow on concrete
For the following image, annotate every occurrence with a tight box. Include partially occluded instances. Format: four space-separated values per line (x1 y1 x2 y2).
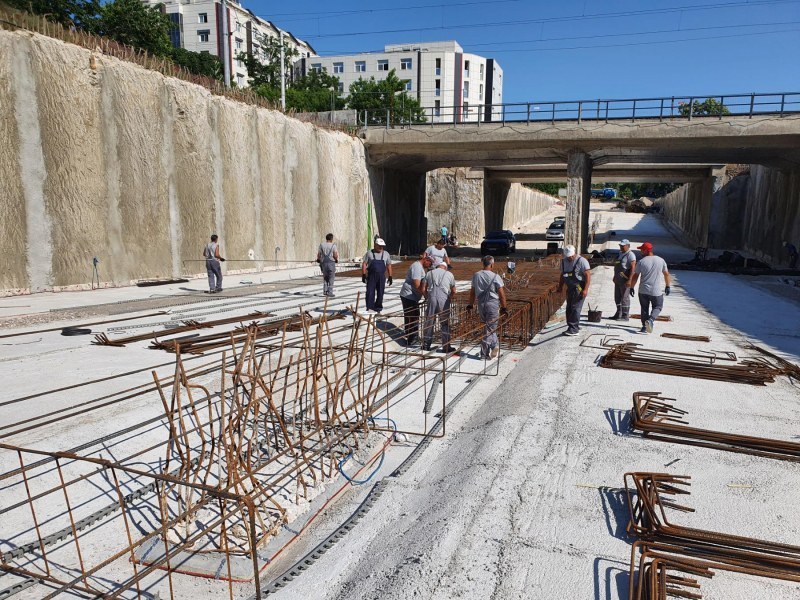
593 556 631 600
599 486 630 541
604 408 632 436
514 232 549 242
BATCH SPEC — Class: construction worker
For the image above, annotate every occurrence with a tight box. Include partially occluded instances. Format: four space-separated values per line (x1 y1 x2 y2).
440 225 448 245
557 245 591 336
422 262 457 353
609 239 636 321
361 238 393 313
316 233 339 297
399 252 432 346
467 255 508 359
203 234 225 293
628 241 671 334
425 239 451 268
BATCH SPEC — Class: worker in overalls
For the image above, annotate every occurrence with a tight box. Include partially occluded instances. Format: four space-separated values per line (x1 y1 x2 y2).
422 262 457 352
557 245 591 336
467 255 508 359
609 239 636 321
316 233 339 297
361 238 393 312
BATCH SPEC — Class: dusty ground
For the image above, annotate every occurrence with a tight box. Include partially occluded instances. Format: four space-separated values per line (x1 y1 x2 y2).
1 207 798 599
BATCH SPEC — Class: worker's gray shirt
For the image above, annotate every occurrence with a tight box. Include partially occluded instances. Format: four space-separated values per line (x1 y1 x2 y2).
614 249 636 281
425 245 448 267
363 250 391 267
635 255 669 296
471 270 504 303
203 242 219 262
425 268 455 298
561 256 591 286
318 242 337 264
400 261 426 301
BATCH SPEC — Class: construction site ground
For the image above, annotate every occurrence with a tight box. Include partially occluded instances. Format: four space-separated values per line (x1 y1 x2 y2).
1 205 799 599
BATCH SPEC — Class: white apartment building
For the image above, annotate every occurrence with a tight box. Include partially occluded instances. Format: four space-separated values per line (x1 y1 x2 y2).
148 0 316 88
294 41 503 123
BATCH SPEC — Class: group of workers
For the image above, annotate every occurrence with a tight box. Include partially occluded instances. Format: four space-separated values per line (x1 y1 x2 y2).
202 230 671 355
559 239 671 335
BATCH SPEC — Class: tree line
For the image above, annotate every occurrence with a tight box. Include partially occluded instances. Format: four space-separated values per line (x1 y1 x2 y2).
6 0 426 123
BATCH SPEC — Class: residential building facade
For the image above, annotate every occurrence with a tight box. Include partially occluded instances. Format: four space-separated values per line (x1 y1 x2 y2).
148 0 316 88
294 41 503 123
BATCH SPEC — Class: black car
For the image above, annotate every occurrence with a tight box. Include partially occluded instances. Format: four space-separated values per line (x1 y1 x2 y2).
480 230 516 254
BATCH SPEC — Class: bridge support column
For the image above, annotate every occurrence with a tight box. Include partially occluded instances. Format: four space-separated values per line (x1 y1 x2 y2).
484 179 511 234
566 151 592 253
369 167 427 255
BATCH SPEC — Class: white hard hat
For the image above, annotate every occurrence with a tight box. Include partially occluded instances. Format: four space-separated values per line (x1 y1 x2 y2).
375 238 386 246
563 245 576 258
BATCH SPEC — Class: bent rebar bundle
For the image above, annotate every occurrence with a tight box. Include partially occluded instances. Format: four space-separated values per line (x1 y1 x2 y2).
624 472 800 599
630 392 800 462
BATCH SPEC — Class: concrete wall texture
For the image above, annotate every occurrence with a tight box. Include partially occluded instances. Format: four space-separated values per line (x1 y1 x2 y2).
0 30 373 294
659 165 800 267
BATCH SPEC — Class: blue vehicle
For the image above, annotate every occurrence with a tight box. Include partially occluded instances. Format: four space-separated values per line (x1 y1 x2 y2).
591 187 617 199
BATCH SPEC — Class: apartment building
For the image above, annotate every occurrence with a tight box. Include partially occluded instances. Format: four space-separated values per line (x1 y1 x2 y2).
148 0 316 88
295 41 503 123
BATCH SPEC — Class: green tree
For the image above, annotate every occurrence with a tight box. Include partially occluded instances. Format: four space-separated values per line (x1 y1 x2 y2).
95 0 173 57
347 69 426 126
678 97 731 117
5 0 99 29
171 47 222 80
287 70 345 112
239 34 299 89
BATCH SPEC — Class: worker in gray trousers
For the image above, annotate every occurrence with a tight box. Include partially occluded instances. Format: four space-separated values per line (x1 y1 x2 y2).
203 234 225 293
467 255 508 359
421 263 457 353
610 239 636 321
628 241 671 334
316 233 339 297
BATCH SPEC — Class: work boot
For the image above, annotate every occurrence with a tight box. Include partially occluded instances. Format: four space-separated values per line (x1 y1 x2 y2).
640 326 647 334
328 293 336 298
607 312 621 320
645 319 654 334
438 345 456 354
422 342 431 351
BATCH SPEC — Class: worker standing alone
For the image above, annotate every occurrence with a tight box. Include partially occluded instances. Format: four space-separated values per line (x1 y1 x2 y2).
467 255 508 359
316 233 339 297
203 234 225 293
628 242 671 334
422 262 456 353
361 238 393 313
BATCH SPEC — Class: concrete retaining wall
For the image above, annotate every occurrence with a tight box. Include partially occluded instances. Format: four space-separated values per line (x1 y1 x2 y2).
658 165 800 266
0 30 373 294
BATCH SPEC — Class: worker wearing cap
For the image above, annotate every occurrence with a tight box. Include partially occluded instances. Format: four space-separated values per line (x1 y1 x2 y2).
610 239 636 321
421 262 457 353
557 245 591 336
467 255 508 359
628 241 671 334
361 238 393 312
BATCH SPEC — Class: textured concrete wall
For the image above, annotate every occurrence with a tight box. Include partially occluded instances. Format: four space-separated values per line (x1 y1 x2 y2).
0 30 373 294
659 165 800 266
484 179 555 233
657 181 710 248
425 168 485 246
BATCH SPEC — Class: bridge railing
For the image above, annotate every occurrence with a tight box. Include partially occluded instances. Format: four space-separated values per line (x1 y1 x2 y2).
359 91 800 129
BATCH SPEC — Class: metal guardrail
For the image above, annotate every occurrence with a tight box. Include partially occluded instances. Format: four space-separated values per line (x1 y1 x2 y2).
359 91 800 130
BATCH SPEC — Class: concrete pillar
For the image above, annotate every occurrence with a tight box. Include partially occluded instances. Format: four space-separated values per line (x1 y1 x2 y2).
483 179 511 233
566 151 592 253
369 167 427 255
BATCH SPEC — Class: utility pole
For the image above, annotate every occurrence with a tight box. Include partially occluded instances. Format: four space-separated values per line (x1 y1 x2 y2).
221 0 230 87
279 31 286 111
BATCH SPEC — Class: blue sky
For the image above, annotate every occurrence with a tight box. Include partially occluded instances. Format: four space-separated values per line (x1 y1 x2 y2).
247 0 800 103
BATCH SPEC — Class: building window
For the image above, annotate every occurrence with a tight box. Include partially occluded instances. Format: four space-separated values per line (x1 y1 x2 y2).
400 57 412 70
479 84 483 100
338 82 344 93
355 61 366 72
333 62 344 74
310 63 322 73
377 59 389 71
435 79 440 97
235 22 241 32
235 38 243 50
464 60 470 77
435 57 441 76
198 12 208 23
463 81 469 99
434 100 440 117
405 80 412 91
198 29 210 43
480 63 484 80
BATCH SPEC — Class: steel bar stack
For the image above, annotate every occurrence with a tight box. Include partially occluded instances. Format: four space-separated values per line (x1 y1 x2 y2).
625 472 800 599
599 343 780 385
630 392 800 462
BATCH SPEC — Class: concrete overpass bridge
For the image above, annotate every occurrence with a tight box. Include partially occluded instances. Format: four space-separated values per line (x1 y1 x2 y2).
361 92 800 252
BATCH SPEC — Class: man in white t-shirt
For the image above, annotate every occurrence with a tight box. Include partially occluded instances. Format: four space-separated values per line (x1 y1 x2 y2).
425 240 451 268
628 241 671 334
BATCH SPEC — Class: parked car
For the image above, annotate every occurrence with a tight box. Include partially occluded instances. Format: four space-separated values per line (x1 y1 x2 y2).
545 221 565 240
481 230 516 254
553 215 566 222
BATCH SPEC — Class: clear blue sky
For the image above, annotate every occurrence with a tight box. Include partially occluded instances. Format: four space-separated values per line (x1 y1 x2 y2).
246 0 800 103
